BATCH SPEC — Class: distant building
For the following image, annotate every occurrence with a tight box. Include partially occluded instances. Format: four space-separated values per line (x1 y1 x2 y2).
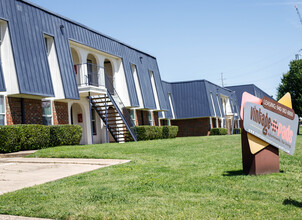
226 84 272 108
159 80 240 136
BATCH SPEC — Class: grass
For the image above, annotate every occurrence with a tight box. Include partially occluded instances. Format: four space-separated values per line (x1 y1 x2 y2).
0 134 302 219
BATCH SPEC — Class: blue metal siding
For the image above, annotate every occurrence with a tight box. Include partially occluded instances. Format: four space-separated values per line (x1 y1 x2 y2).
226 84 271 109
161 80 240 120
0 0 168 106
6 1 55 97
171 81 211 119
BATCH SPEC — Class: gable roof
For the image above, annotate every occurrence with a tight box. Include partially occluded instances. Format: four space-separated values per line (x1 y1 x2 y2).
226 84 272 108
0 0 169 110
161 80 239 119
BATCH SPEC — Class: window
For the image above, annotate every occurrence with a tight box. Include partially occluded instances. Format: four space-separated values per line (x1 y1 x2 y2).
131 64 144 108
130 109 135 126
148 111 153 126
42 101 52 125
168 93 175 119
92 109 97 135
0 95 5 125
44 35 51 55
149 70 160 110
210 92 216 117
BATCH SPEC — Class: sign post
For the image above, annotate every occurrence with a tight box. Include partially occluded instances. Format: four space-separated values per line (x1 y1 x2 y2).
240 92 298 175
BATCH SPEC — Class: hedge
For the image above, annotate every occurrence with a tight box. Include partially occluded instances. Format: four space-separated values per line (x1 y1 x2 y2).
0 124 82 153
233 128 241 134
50 125 82 146
136 126 178 141
210 128 228 135
0 125 21 153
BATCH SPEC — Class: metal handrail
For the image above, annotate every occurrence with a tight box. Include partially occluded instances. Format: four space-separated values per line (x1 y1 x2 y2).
74 63 104 87
104 73 137 140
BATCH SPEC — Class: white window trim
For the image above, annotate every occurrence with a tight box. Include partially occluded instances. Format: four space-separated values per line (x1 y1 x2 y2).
216 94 222 117
130 109 136 126
148 111 153 126
149 70 160 110
42 100 53 125
210 92 216 117
0 95 6 125
131 64 144 108
168 93 175 119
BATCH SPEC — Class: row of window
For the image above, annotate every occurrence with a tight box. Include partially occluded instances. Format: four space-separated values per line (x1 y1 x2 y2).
0 96 52 126
131 64 160 110
130 109 153 126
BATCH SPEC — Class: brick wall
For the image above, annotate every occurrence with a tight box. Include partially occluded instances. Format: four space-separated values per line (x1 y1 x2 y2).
171 118 211 137
153 111 159 126
6 97 44 125
24 99 42 124
53 101 69 125
6 97 22 125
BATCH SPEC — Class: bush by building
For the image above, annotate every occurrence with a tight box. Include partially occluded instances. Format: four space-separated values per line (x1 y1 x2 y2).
210 128 228 135
136 126 178 141
50 125 82 146
0 124 82 153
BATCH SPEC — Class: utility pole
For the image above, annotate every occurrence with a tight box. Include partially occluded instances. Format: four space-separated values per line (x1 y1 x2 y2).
221 73 224 87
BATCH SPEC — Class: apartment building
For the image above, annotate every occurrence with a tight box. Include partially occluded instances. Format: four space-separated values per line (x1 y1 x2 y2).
160 80 240 136
0 0 168 144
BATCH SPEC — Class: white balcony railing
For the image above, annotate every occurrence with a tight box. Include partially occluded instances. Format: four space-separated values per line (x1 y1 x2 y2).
74 63 105 87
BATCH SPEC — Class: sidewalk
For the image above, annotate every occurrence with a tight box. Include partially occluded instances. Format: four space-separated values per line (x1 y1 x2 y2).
0 215 53 220
0 152 130 219
0 157 130 195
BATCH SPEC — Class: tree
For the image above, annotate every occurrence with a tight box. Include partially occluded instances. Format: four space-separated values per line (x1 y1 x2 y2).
277 59 302 117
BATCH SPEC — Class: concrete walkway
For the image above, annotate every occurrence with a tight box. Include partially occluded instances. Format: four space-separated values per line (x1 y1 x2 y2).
0 157 130 195
0 215 53 220
0 151 130 219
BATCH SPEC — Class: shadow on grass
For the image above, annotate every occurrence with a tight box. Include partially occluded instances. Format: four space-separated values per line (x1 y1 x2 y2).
222 170 244 176
283 199 302 208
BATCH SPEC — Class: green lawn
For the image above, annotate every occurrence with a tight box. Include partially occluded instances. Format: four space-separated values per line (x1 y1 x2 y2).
0 135 302 219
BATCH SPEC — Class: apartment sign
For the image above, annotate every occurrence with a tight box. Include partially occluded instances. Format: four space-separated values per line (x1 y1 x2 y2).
243 102 298 155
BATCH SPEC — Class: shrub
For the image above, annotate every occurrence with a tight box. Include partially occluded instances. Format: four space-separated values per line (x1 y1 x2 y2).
162 126 178 139
50 125 82 146
0 124 82 153
18 124 51 150
233 128 241 134
0 125 21 153
136 125 178 141
210 128 228 135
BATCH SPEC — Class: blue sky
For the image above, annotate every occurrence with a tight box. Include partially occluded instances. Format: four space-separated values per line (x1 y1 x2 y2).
29 0 302 97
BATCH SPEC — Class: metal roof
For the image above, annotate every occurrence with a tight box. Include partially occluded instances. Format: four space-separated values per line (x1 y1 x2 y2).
226 84 272 108
0 0 168 110
161 80 239 119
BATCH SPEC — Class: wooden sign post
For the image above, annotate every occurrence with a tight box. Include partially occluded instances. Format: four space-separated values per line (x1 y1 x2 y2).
240 120 279 175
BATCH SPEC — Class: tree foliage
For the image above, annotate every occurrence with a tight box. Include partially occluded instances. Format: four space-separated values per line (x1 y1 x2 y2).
277 60 302 117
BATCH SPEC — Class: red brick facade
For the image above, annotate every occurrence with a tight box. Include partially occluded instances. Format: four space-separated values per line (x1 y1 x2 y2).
24 99 42 124
171 118 211 137
136 110 157 126
153 111 159 126
6 97 22 125
52 101 69 125
6 97 42 125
